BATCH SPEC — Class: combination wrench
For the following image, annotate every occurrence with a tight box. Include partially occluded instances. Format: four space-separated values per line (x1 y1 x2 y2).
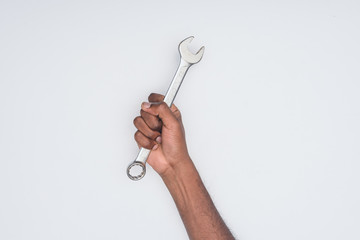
127 36 205 181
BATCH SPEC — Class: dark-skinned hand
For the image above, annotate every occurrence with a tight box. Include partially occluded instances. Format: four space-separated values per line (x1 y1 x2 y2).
133 93 191 176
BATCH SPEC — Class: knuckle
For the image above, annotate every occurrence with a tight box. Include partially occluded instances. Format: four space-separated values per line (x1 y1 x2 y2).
133 116 141 125
134 130 141 140
159 102 168 110
134 130 154 150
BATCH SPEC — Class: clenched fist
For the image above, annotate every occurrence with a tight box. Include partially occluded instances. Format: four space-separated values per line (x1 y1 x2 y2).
133 93 192 177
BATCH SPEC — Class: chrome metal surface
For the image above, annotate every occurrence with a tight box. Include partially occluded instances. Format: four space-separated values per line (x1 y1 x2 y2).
127 161 146 181
127 36 205 181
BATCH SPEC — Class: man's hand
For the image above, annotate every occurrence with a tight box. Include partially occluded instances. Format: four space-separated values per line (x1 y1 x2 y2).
133 93 192 177
133 93 235 240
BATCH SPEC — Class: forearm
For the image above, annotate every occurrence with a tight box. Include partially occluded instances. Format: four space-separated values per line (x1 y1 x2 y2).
161 158 235 240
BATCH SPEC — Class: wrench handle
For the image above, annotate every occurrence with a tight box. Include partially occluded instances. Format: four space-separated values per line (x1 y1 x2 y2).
164 59 191 107
127 59 191 181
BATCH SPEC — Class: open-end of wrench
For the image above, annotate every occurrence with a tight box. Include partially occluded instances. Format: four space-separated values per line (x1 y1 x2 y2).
127 36 205 181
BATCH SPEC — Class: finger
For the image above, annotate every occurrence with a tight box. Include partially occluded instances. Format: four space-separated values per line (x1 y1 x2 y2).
141 102 178 129
140 109 162 131
148 93 181 119
148 93 164 102
133 116 161 140
134 130 157 150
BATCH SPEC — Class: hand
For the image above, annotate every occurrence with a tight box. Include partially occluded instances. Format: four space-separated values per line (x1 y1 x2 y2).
133 93 235 239
133 93 192 176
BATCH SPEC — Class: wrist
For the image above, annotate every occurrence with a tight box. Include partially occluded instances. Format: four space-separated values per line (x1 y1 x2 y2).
160 156 197 182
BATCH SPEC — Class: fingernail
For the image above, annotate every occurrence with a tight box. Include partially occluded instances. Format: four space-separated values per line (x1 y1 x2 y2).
155 136 162 143
142 102 151 109
152 144 158 150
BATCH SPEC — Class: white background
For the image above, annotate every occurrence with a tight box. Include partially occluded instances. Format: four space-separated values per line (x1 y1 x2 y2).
0 0 359 239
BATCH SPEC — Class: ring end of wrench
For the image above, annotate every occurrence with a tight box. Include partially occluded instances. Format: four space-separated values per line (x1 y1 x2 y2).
127 161 146 181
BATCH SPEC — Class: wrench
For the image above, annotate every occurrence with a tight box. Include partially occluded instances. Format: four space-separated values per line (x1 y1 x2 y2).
127 36 205 181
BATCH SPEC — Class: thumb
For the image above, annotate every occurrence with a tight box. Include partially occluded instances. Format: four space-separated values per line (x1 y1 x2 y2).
141 102 178 129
